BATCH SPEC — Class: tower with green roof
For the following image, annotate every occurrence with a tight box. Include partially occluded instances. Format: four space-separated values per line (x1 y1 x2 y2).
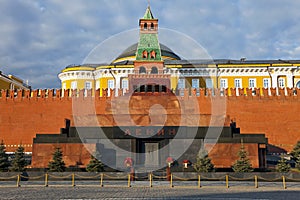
135 6 162 61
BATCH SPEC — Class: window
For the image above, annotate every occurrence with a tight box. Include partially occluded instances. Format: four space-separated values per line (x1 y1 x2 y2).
144 23 147 30
263 78 270 88
139 66 146 74
96 81 100 90
177 79 185 89
296 81 300 89
107 80 115 89
192 79 199 88
71 81 77 90
85 81 92 90
151 23 154 30
249 78 256 88
206 79 213 88
278 78 285 88
151 67 158 74
220 79 228 89
122 79 128 90
234 79 242 88
142 50 148 58
150 50 156 59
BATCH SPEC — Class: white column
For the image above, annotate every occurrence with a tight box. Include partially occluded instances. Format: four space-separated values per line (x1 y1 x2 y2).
286 74 294 88
115 75 121 97
271 74 277 88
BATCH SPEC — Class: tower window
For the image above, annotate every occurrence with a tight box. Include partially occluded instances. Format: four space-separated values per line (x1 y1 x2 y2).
139 66 146 74
144 23 147 30
151 23 154 30
142 50 148 58
150 50 156 58
151 67 158 74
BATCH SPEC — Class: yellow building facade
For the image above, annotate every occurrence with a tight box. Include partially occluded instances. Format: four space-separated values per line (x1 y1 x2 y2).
58 7 300 95
0 71 30 90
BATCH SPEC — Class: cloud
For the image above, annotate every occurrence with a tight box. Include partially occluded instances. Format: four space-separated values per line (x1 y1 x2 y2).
0 0 299 88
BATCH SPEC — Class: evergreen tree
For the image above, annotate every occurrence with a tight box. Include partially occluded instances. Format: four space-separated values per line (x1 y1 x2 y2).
232 142 253 172
276 156 291 173
291 141 300 162
48 148 66 172
10 146 26 172
0 141 10 172
86 151 104 172
193 148 214 173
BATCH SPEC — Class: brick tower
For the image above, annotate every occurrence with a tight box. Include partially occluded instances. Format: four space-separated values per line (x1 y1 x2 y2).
129 6 171 93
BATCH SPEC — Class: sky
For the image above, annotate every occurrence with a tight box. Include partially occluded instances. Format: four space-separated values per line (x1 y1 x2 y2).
1 0 300 88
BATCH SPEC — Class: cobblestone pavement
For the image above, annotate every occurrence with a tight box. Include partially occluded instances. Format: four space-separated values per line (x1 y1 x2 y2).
0 185 299 200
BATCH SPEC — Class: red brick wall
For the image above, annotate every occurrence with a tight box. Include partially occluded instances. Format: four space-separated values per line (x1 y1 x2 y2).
31 143 95 168
207 143 259 168
0 88 299 153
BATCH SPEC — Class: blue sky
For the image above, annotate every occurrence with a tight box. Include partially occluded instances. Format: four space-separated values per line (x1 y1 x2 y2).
1 0 300 88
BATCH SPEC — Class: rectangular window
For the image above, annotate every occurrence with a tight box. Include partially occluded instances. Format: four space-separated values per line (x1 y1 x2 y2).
278 78 285 88
107 80 115 89
96 81 100 90
85 81 92 90
263 78 270 88
192 79 199 88
220 79 228 89
177 79 185 89
122 79 129 89
206 79 213 88
234 78 242 88
71 81 77 90
249 78 256 88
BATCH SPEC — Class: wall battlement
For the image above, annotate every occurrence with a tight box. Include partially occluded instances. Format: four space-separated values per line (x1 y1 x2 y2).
1 87 300 101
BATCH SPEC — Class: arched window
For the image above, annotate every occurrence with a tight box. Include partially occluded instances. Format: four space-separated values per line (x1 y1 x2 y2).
151 23 154 30
142 50 148 58
139 66 146 74
296 81 300 89
151 67 158 74
150 50 156 59
144 23 147 30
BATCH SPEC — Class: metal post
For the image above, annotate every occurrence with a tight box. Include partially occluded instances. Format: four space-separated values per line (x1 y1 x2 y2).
16 174 21 187
226 175 229 188
100 173 103 187
282 176 287 189
72 173 75 187
45 173 49 187
128 174 131 187
149 173 153 188
254 175 258 188
170 174 173 188
198 175 201 188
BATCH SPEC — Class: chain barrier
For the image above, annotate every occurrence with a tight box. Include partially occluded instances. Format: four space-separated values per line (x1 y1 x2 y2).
74 173 101 179
0 175 18 180
48 174 73 179
0 173 299 189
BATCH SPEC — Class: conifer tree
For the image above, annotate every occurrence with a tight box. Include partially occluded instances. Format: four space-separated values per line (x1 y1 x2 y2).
86 151 104 172
232 142 253 172
48 147 66 172
193 148 214 173
0 141 10 172
291 141 300 169
10 146 27 172
276 156 291 173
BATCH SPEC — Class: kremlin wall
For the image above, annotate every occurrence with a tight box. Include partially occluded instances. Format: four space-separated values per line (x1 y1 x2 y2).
0 87 299 169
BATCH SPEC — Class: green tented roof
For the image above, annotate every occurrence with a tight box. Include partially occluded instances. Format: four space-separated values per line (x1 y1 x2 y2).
143 6 154 19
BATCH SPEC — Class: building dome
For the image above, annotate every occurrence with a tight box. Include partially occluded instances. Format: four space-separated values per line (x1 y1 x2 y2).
112 43 181 64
